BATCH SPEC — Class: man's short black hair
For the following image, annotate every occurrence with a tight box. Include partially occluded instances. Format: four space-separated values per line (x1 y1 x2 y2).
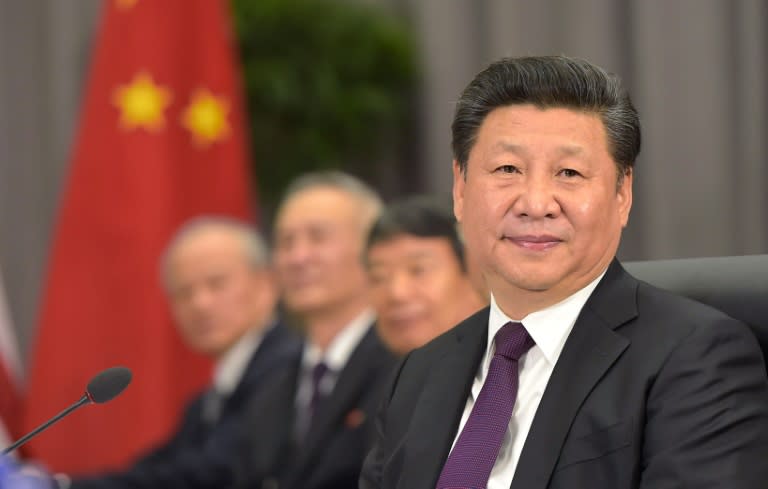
366 195 466 271
452 55 641 181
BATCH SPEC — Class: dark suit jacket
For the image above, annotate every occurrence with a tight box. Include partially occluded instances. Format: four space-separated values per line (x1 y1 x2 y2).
240 324 396 489
70 321 301 489
360 260 768 489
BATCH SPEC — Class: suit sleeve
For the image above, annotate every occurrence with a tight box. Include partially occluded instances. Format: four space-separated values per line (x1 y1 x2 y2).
640 317 768 489
359 355 410 489
69 402 244 489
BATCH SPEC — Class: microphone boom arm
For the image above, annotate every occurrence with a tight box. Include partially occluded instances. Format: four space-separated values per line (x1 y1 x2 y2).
2 395 90 455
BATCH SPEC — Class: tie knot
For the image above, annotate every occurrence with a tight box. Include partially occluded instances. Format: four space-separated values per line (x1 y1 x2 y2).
312 361 329 388
493 322 534 360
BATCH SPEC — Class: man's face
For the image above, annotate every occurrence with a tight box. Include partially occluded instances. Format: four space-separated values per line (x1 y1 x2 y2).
273 187 370 317
165 230 274 358
367 235 480 355
453 105 632 313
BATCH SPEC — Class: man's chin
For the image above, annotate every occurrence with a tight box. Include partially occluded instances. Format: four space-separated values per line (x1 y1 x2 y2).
494 269 562 294
284 291 327 312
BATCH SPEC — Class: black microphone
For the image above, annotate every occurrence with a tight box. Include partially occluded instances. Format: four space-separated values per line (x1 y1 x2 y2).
2 366 132 455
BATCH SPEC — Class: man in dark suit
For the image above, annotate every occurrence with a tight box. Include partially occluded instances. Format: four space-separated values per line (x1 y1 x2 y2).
62 217 301 489
239 172 395 489
360 56 768 489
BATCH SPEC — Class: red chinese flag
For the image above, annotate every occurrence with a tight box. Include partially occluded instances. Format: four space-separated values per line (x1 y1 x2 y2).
22 0 254 474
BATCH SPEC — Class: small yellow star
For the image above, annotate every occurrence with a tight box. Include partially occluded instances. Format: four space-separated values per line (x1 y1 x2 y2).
181 89 231 147
115 0 138 10
113 72 172 132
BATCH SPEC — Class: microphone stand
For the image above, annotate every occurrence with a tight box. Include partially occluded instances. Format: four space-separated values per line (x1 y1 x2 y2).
2 395 90 455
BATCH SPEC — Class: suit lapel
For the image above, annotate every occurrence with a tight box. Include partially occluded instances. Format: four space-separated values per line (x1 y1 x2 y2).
510 260 637 489
222 320 301 417
399 308 490 489
248 357 301 476
295 325 389 475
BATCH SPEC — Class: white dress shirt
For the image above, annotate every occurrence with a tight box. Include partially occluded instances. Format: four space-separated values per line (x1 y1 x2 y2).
449 271 606 489
203 325 266 423
212 325 267 396
293 309 375 435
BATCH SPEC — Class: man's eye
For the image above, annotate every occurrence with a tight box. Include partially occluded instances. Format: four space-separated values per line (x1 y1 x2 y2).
495 165 519 174
368 269 387 284
559 168 582 178
409 265 427 277
207 275 228 291
368 274 385 286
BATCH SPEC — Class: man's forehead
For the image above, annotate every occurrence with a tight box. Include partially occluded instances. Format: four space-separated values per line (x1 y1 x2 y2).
279 188 359 220
369 235 457 260
276 217 340 234
467 105 613 164
284 186 358 208
170 228 242 260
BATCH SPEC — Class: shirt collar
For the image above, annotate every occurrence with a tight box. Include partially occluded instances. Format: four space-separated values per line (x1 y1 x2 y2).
302 308 375 373
487 269 607 365
212 324 268 395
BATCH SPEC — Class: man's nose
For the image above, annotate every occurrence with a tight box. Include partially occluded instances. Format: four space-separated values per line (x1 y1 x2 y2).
387 272 412 301
511 176 561 219
189 288 215 310
283 239 313 265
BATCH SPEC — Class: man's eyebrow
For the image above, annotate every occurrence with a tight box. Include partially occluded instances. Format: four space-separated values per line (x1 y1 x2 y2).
490 142 586 158
556 145 585 157
366 249 439 267
407 249 442 258
490 141 527 155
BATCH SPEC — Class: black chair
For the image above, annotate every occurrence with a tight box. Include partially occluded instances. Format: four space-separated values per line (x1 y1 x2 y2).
624 255 768 367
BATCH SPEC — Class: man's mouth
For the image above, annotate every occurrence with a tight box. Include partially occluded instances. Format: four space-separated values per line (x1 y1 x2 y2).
505 234 562 251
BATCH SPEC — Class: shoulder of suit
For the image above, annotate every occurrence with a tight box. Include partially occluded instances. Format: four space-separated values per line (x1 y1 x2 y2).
356 323 399 370
406 306 489 359
630 278 750 343
634 278 735 320
263 319 303 346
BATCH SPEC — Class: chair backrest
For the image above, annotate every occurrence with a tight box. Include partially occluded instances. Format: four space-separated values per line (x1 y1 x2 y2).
624 255 768 366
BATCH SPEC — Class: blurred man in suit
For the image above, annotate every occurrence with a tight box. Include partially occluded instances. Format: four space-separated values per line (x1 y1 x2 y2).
239 172 395 489
365 196 486 355
52 217 300 489
360 56 768 489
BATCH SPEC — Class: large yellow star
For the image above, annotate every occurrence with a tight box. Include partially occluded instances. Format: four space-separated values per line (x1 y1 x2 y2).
115 0 138 9
181 89 231 147
112 72 172 132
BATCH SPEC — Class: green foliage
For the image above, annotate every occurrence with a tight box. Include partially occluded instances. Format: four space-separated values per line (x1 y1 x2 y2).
231 0 417 210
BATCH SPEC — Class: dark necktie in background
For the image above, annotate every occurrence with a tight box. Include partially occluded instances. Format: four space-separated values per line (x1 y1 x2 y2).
295 361 330 441
308 362 330 420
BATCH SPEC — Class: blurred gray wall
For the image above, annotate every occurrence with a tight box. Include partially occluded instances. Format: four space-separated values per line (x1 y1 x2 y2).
1 0 766 360
0 1 100 359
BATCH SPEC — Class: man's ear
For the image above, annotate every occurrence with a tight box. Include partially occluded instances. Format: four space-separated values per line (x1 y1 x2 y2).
453 160 465 223
617 168 633 228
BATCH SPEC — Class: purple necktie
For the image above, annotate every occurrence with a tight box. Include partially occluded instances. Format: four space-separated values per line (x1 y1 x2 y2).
296 361 330 441
309 361 329 419
436 321 535 489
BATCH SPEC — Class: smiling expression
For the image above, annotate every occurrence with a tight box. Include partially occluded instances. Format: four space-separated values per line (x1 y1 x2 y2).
273 187 371 317
453 104 633 317
367 235 482 354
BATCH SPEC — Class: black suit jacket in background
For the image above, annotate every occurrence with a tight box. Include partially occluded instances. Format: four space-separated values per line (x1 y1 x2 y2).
70 321 301 489
360 260 768 489
239 324 396 489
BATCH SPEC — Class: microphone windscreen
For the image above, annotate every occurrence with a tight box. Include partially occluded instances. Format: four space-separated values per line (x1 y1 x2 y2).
86 366 132 404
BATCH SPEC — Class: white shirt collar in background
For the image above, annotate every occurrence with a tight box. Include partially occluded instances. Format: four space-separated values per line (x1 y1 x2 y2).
212 322 269 396
301 308 375 373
